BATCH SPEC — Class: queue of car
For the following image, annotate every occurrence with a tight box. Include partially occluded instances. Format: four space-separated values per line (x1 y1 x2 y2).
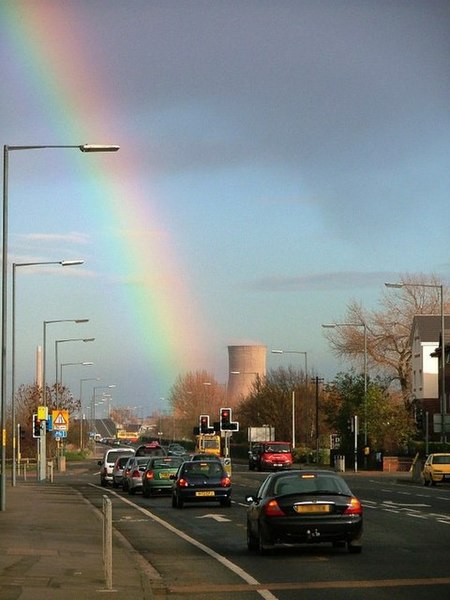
98 440 368 556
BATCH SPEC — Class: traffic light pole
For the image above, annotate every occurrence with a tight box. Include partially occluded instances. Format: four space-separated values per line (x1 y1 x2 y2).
39 420 46 481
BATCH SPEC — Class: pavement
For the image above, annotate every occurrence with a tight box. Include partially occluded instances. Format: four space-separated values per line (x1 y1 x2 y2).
0 465 157 600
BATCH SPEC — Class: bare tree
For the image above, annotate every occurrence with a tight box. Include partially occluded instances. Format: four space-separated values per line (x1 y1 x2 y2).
168 370 226 439
323 274 448 409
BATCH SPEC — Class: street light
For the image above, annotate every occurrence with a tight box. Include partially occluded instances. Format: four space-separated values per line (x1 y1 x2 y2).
79 377 100 449
43 320 89 406
11 259 84 486
40 320 89 481
271 350 308 450
91 385 116 428
1 143 119 510
385 281 446 442
60 362 93 389
322 322 368 448
55 338 95 407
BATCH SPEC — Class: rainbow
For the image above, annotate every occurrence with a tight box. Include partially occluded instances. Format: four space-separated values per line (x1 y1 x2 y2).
1 2 210 398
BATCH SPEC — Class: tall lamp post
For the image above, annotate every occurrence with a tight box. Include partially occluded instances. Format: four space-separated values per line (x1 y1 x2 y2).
60 361 94 389
322 323 368 449
385 281 446 442
55 339 95 407
41 320 89 481
1 142 119 510
271 350 308 449
91 385 116 435
11 259 83 486
79 377 100 449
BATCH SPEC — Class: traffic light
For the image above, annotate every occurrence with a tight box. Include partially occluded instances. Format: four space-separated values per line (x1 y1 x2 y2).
416 408 424 431
32 414 41 438
199 414 210 434
220 408 231 430
220 407 238 431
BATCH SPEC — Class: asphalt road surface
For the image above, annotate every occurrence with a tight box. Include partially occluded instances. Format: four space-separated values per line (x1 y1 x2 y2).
73 460 450 600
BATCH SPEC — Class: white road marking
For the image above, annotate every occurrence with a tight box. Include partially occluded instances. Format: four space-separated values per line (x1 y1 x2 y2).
89 484 279 600
196 513 232 522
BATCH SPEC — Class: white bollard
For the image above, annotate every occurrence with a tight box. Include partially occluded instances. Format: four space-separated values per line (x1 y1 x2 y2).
103 496 113 590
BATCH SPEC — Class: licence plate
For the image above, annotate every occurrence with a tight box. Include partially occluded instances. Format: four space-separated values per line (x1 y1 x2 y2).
195 491 215 497
294 504 331 514
159 473 170 479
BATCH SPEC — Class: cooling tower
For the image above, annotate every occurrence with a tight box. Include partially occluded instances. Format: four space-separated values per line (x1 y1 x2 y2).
227 345 267 406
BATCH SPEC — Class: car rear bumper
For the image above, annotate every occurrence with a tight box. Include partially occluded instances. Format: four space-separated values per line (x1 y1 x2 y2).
262 516 362 545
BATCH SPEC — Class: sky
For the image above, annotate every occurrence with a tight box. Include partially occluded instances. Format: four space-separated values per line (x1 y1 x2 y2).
0 0 449 417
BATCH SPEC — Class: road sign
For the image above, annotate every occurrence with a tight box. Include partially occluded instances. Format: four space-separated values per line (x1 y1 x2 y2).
37 406 48 420
54 430 67 439
52 410 69 431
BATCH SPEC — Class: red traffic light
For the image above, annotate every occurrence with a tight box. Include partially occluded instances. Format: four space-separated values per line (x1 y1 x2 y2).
199 414 210 433
220 407 238 431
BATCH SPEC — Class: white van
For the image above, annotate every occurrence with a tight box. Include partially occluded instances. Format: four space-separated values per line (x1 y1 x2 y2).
98 447 135 486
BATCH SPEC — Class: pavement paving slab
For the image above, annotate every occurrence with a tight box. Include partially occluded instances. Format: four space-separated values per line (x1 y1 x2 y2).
0 477 154 600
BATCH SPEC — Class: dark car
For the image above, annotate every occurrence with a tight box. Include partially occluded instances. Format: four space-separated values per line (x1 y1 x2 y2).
171 460 232 509
167 443 186 456
142 456 184 497
246 470 363 555
134 442 167 457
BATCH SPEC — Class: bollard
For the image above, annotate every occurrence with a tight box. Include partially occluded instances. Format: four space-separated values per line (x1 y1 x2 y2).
47 460 54 483
103 496 113 590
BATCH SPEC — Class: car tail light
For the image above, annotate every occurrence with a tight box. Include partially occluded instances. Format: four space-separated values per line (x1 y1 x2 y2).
145 471 154 480
264 499 285 517
101 467 107 476
178 478 189 487
220 476 231 487
343 497 363 515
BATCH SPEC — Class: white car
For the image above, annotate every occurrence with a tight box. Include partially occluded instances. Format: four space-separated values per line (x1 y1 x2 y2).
98 447 135 487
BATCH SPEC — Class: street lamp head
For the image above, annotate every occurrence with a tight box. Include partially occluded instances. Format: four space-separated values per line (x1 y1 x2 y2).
60 260 84 266
79 144 120 152
82 338 95 342
321 324 336 328
384 282 403 289
271 349 284 354
74 319 89 324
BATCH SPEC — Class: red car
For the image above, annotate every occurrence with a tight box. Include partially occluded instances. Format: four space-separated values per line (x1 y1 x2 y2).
248 441 293 471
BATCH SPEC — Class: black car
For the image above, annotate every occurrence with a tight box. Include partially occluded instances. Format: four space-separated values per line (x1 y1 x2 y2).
246 470 363 555
171 460 232 509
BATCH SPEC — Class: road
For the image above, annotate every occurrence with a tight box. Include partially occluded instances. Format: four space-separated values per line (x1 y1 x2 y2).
73 460 450 600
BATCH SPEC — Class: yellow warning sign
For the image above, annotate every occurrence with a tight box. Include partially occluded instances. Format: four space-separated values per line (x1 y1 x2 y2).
52 410 69 431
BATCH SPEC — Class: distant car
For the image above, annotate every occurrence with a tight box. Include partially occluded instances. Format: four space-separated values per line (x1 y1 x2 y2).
112 455 132 488
189 453 222 462
422 453 450 486
122 457 149 494
171 460 232 509
246 470 363 555
135 441 167 457
142 456 185 497
248 441 293 471
168 443 186 456
98 447 135 487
